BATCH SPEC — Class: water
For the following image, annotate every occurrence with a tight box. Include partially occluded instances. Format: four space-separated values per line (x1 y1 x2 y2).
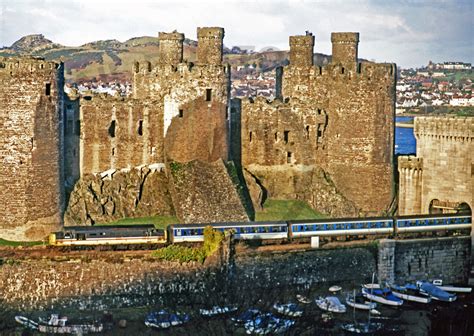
395 116 416 155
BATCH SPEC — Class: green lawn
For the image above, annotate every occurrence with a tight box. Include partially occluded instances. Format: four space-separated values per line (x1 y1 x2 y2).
0 238 44 247
97 215 179 230
255 199 325 221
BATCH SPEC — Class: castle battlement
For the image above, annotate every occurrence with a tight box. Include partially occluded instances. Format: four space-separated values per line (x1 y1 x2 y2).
415 116 474 140
0 56 61 75
398 156 423 171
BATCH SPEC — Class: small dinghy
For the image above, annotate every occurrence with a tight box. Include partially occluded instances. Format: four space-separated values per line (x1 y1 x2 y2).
416 281 457 302
315 296 347 313
432 279 472 293
346 293 377 311
244 312 295 335
199 305 238 317
296 294 311 304
389 283 431 303
329 285 342 293
273 303 303 317
362 287 403 306
144 310 190 329
15 316 39 330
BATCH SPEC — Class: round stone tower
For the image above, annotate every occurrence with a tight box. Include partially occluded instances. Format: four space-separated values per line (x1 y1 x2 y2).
197 27 224 65
0 57 64 241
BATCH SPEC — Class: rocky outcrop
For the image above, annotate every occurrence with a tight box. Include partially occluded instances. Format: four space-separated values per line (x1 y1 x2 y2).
168 160 249 223
65 164 174 225
244 164 359 217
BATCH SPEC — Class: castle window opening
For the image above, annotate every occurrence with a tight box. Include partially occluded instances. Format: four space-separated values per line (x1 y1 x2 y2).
284 130 290 144
357 63 362 74
287 151 293 164
45 83 51 96
109 120 116 138
206 88 212 101
137 120 143 136
274 132 278 142
112 148 115 156
305 125 310 139
75 120 81 136
249 131 253 143
341 67 345 74
179 109 184 118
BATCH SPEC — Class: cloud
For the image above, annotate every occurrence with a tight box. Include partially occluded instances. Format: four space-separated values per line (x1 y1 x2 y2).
1 0 472 68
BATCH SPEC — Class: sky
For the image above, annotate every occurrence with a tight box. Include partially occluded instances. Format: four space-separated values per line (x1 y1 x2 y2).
0 0 472 68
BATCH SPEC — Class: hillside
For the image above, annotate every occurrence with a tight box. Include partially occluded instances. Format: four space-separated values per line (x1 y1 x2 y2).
0 34 330 83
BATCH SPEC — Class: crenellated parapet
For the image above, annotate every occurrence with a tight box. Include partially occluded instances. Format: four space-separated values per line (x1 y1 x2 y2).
398 156 423 171
415 116 474 142
0 56 62 76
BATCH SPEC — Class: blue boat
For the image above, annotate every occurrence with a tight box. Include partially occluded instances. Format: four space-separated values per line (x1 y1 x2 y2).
362 287 403 306
416 281 457 302
231 308 261 324
144 310 190 329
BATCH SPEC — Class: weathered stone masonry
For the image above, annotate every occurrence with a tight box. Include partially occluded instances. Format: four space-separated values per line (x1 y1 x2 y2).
0 57 64 240
398 116 473 215
241 33 396 216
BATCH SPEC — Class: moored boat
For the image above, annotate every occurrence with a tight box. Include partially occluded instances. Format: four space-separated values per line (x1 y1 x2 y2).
315 296 347 313
346 293 377 311
416 281 457 302
389 283 431 303
432 280 472 293
273 303 303 317
35 314 103 334
144 310 190 329
296 294 311 304
329 285 342 293
361 287 403 306
341 321 383 334
15 316 39 330
199 305 238 317
244 312 294 335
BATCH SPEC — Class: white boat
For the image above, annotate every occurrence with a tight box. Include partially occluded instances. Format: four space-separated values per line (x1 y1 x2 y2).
315 296 347 313
36 314 103 334
15 316 39 330
432 280 472 293
199 305 238 317
361 287 403 306
329 285 342 292
346 293 377 311
273 303 303 317
296 294 311 304
362 283 381 290
389 284 431 303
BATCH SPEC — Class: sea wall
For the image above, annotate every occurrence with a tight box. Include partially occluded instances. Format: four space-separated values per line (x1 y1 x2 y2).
378 236 471 284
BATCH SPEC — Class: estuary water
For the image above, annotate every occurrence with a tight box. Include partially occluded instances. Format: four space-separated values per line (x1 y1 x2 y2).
395 116 416 155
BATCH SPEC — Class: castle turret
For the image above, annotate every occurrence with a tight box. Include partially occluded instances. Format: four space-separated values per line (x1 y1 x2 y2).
289 33 315 67
197 27 224 65
331 32 359 66
158 31 184 65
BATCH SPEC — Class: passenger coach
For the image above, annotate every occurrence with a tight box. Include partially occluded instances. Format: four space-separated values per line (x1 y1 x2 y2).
395 214 472 233
289 217 394 237
168 221 288 243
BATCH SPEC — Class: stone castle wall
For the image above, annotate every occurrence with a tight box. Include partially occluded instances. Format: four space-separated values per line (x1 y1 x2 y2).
398 117 473 215
0 57 64 240
241 33 396 216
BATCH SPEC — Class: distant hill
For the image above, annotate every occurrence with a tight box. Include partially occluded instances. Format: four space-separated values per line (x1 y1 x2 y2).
0 34 331 83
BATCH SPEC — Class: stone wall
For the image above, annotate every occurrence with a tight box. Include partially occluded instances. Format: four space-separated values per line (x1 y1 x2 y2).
398 117 473 215
78 94 163 176
378 237 471 284
0 57 64 241
65 164 174 225
241 33 396 217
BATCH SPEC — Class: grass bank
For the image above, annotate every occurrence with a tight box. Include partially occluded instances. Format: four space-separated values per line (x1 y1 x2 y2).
255 199 325 221
97 215 178 230
0 239 43 247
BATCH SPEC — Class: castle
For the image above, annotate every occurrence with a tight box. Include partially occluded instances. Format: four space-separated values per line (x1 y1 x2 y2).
398 117 473 215
0 27 397 241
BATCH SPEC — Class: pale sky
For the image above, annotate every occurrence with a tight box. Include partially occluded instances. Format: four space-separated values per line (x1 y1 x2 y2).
0 0 473 68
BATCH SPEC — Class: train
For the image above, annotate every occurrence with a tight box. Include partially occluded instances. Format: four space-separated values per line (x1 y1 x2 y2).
49 213 472 247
